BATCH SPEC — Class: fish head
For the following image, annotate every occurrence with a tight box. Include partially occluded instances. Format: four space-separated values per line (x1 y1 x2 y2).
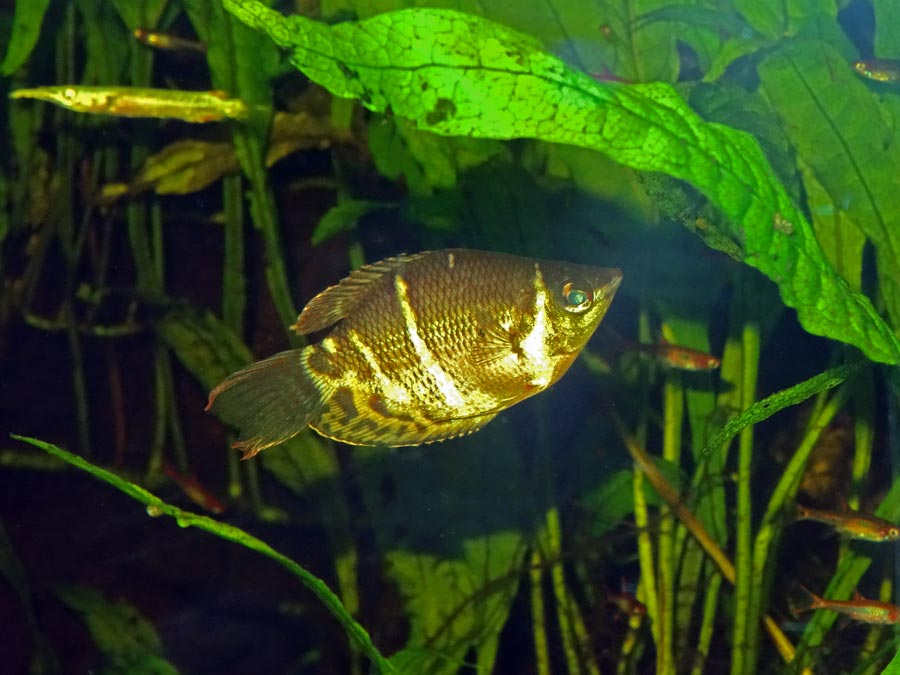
539 261 622 357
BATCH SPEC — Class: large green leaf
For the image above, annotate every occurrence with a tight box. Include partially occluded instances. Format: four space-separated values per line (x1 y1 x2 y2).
221 0 899 363
0 0 52 75
321 0 684 82
759 39 900 331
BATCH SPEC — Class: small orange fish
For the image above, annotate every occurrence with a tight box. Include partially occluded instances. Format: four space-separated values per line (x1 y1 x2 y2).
795 586 900 624
626 339 720 371
793 504 900 542
164 464 226 515
133 28 206 53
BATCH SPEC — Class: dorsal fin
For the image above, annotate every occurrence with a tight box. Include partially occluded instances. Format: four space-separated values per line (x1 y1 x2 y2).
291 252 428 335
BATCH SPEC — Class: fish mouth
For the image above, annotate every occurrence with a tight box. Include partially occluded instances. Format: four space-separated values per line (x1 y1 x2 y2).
600 269 623 296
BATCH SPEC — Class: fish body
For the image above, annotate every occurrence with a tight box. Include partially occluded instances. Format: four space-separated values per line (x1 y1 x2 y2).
9 86 248 123
853 59 900 83
796 586 900 624
624 338 720 371
163 464 226 515
133 28 206 53
208 249 622 457
793 504 900 542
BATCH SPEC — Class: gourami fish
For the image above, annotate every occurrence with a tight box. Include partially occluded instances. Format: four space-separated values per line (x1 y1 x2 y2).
852 59 900 83
795 586 900 624
9 86 248 123
207 249 622 458
792 504 900 542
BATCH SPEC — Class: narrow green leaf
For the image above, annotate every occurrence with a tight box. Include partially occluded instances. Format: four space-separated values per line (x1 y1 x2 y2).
759 39 900 331
228 1 895 361
704 360 864 457
0 0 52 76
12 434 395 675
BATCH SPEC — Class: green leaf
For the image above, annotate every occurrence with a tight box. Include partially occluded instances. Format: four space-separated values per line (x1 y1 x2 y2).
733 0 835 39
0 0 52 76
704 360 864 456
222 1 900 364
368 116 508 195
873 0 900 60
882 646 900 675
155 308 254 392
580 460 682 536
12 434 395 675
759 39 900 331
799 158 866 291
703 34 769 82
56 585 179 675
313 200 387 245
354 426 529 674
107 0 169 31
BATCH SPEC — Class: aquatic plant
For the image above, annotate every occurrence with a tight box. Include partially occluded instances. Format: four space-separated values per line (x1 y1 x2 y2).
3 0 900 673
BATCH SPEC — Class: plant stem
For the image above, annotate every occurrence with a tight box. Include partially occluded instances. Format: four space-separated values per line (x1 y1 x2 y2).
732 317 760 675
657 372 683 675
529 548 551 675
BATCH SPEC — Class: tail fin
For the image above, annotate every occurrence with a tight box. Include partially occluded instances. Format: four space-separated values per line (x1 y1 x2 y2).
206 348 330 459
789 503 810 522
792 585 824 616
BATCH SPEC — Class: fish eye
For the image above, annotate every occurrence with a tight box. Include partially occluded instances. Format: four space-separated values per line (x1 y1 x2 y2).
561 280 593 313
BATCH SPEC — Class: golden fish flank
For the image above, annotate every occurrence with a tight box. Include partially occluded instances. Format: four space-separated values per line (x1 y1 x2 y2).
207 249 622 457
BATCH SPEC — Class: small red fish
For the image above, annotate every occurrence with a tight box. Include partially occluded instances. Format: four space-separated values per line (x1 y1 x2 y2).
133 28 206 53
164 464 226 515
589 66 631 84
793 504 900 542
607 589 647 619
794 586 900 624
624 338 720 371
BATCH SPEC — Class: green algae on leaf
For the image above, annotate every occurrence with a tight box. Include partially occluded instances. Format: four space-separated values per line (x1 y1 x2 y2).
222 0 900 364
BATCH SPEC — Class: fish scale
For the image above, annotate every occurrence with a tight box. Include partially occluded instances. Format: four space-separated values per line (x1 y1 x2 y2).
207 249 621 457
